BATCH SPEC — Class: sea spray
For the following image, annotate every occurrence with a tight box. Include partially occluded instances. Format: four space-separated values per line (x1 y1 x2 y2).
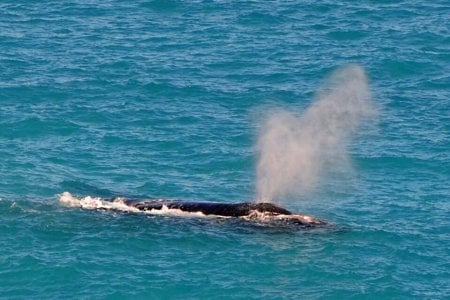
256 65 375 203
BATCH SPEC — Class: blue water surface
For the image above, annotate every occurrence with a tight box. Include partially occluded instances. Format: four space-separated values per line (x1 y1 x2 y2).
1 0 449 298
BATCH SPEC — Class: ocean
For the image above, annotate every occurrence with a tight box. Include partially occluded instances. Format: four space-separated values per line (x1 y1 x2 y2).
1 0 449 298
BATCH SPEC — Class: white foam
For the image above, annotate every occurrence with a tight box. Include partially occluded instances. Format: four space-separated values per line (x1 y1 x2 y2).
59 192 139 213
59 192 213 218
141 205 211 218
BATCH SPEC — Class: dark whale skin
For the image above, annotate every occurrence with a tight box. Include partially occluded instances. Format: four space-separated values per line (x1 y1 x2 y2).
122 199 326 226
126 200 292 217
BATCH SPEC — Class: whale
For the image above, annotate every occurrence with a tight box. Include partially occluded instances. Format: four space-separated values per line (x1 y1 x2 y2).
123 199 326 227
59 192 327 228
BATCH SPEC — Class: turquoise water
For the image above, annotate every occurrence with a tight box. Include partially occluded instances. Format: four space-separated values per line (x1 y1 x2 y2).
1 0 449 298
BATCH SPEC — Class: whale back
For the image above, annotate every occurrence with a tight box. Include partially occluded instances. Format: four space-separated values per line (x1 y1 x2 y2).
127 200 292 217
